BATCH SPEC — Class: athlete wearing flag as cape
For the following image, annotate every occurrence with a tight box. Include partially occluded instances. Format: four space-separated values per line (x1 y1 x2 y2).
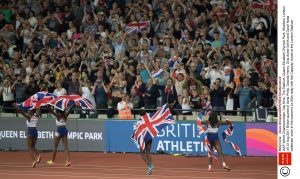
197 112 241 172
131 104 175 175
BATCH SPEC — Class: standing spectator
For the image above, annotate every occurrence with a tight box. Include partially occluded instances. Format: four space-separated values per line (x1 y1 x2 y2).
158 78 177 110
67 72 80 95
0 75 15 112
133 75 146 106
92 71 109 111
130 88 140 113
117 93 133 120
53 81 67 96
234 78 256 115
210 78 225 112
143 78 159 110
79 71 96 117
204 62 224 88
13 75 28 103
190 89 201 117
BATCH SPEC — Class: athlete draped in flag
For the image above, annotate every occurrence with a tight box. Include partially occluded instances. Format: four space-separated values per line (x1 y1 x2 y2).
198 112 232 172
12 103 41 167
46 104 75 166
138 109 153 175
131 104 175 175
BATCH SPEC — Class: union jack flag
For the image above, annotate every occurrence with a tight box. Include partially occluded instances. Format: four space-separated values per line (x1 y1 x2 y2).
250 0 277 11
169 56 178 70
221 113 242 156
126 21 150 34
151 69 164 79
17 91 57 111
131 104 175 150
48 95 94 111
203 100 212 115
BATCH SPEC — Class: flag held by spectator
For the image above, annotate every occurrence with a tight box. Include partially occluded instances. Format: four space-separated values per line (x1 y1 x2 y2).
17 91 57 111
126 21 150 34
251 0 276 10
151 69 164 79
48 95 94 111
169 56 178 70
131 104 175 150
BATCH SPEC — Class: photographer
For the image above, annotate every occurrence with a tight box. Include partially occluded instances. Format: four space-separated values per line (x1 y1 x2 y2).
210 78 225 113
204 62 225 88
92 70 109 114
13 75 27 103
0 75 15 112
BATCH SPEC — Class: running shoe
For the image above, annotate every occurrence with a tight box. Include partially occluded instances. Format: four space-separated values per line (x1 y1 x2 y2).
47 160 55 165
208 167 212 172
223 165 231 171
147 163 153 175
66 161 71 166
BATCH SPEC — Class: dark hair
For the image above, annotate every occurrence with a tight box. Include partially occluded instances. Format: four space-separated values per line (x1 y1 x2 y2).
139 109 146 116
208 112 219 128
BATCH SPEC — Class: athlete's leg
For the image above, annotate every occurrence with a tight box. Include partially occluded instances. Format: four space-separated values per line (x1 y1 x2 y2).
145 141 152 165
140 148 149 166
62 135 70 165
214 140 231 171
50 136 62 163
207 141 214 171
32 137 41 163
27 137 35 163
145 141 153 175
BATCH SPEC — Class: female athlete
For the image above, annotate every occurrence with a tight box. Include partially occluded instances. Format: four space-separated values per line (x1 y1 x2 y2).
205 112 231 172
47 105 74 166
13 103 41 167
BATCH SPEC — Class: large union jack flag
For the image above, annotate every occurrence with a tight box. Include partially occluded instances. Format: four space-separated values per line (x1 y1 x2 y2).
126 21 150 34
17 91 57 111
48 95 94 111
131 104 175 150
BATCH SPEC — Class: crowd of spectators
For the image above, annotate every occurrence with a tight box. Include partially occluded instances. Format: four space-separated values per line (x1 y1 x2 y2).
0 0 277 118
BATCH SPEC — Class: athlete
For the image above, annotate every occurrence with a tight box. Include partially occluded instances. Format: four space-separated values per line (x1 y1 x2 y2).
47 104 75 166
13 103 41 167
204 112 231 172
139 108 154 175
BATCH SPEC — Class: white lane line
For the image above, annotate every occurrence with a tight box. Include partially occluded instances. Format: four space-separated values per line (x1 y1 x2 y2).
0 162 276 173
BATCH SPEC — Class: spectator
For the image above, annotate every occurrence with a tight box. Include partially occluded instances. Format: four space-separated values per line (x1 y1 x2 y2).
204 62 225 88
79 70 96 117
158 78 178 110
234 78 256 115
13 75 27 103
0 0 277 117
210 78 225 112
0 75 15 112
117 93 133 119
143 78 159 110
92 71 109 111
68 72 80 95
53 81 67 96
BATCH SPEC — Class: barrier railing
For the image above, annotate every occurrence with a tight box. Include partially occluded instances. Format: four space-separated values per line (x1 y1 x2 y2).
0 106 277 122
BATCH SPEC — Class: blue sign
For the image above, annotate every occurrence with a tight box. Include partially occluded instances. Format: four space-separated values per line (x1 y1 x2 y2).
104 120 246 156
